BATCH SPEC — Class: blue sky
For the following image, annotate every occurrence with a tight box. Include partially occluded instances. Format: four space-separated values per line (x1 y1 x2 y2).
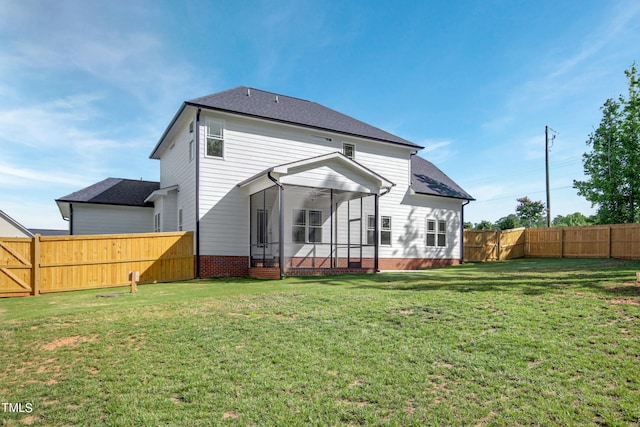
1 0 639 229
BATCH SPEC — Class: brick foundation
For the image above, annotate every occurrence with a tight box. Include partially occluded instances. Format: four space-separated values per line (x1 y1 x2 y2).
198 255 249 278
199 256 459 278
378 258 460 270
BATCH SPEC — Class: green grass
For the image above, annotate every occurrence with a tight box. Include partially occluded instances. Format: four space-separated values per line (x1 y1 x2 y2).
1 258 640 426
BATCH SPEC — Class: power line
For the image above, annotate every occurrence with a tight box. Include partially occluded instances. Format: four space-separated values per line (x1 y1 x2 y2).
472 185 574 204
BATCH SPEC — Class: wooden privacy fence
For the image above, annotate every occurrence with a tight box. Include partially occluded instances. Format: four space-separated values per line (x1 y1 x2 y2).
464 224 640 262
463 228 526 262
0 232 194 297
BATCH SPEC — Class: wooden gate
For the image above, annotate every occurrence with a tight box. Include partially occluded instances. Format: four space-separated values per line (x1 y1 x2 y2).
0 238 34 297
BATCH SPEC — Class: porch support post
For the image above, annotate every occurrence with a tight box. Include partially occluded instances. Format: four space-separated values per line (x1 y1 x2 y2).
330 189 334 270
374 193 379 272
278 183 285 279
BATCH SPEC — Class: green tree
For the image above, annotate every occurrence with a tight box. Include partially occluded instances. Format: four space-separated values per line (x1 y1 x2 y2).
516 197 546 228
495 214 521 230
552 212 593 227
574 62 640 224
474 220 494 230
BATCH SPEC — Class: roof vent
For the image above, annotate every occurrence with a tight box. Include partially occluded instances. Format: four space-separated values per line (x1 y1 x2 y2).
275 95 279 103
247 88 251 97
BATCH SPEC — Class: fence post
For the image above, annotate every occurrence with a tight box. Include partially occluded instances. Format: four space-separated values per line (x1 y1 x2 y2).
497 230 502 261
561 228 564 258
30 234 41 296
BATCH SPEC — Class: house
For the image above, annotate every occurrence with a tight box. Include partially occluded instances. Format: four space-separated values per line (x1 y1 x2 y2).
56 178 160 235
147 86 473 278
0 210 34 238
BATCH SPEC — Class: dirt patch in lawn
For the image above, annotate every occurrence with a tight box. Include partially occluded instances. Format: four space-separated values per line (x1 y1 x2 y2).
41 335 97 351
607 298 640 306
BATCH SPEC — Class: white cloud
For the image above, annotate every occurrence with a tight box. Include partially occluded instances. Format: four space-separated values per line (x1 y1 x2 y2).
419 139 455 165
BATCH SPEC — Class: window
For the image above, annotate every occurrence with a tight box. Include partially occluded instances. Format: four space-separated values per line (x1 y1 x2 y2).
189 120 194 133
154 213 161 232
426 219 447 247
205 118 224 158
178 209 183 231
367 215 376 245
343 143 355 160
381 216 392 246
308 210 322 243
292 209 306 243
292 209 322 243
438 220 447 247
257 209 268 246
189 140 194 161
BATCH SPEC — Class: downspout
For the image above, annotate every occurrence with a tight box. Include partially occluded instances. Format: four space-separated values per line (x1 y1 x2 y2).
69 203 74 235
460 199 471 264
195 108 201 278
267 171 285 279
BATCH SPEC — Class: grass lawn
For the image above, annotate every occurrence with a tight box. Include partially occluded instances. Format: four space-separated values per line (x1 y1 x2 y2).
1 258 640 426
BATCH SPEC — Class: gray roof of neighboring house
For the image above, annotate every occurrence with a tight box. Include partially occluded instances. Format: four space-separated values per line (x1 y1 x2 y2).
29 229 69 236
56 178 160 207
151 87 422 158
411 156 474 201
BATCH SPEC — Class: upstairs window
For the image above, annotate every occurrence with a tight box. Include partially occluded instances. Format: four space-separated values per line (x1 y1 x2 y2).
205 119 224 158
343 143 355 160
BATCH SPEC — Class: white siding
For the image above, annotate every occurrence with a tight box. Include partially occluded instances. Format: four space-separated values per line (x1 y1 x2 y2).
0 217 31 237
155 111 197 237
164 109 465 262
72 204 154 235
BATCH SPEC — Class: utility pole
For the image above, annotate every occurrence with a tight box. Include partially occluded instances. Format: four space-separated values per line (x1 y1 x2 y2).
545 126 550 227
545 126 557 227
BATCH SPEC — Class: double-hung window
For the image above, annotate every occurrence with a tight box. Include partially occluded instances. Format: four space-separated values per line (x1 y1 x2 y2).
292 209 322 243
381 216 392 246
154 213 161 232
366 215 391 245
426 219 447 247
205 118 224 158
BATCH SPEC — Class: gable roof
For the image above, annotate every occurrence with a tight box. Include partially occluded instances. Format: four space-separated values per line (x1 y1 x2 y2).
410 156 474 201
150 86 422 158
238 151 395 195
56 178 160 207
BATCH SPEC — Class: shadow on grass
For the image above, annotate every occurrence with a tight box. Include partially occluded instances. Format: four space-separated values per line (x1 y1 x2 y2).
288 258 640 298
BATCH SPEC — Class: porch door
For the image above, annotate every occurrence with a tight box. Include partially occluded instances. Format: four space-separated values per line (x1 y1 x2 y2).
257 209 270 251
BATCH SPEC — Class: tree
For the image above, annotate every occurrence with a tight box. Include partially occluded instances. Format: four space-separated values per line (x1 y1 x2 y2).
574 62 640 224
516 197 546 228
495 214 521 230
552 212 593 227
474 220 494 230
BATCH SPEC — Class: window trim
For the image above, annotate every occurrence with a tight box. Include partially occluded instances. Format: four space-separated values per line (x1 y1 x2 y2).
380 215 392 246
154 213 161 232
292 209 323 244
343 143 356 160
426 218 447 247
205 118 225 158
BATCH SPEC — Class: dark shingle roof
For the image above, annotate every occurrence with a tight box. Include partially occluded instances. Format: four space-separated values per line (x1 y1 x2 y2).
56 178 160 207
411 156 474 201
186 87 422 149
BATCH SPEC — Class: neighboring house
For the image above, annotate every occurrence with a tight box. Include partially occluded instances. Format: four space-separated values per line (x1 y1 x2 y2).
0 210 34 238
56 178 160 235
146 86 473 278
